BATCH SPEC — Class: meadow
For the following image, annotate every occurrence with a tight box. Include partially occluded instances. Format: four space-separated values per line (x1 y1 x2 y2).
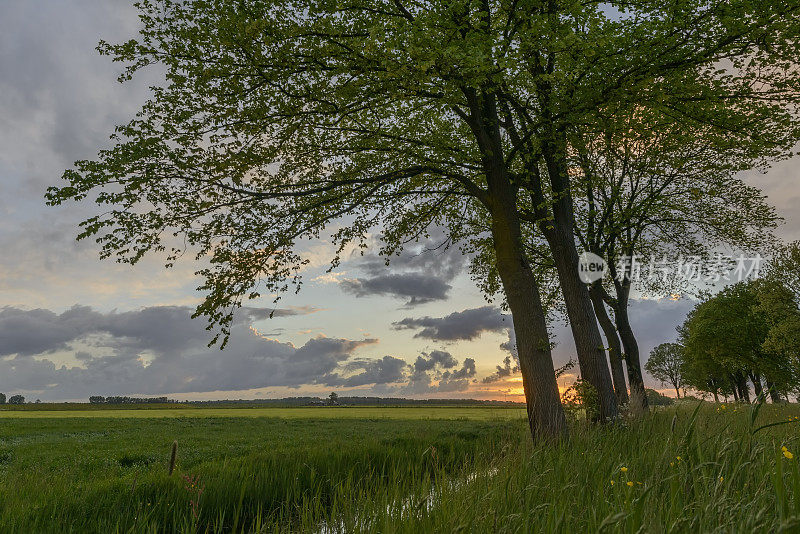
0 402 797 533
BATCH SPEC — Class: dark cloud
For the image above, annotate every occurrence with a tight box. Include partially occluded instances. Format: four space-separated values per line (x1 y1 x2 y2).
412 350 458 373
0 304 484 398
0 306 101 356
482 355 519 384
0 305 386 398
0 305 318 358
500 328 518 359
393 306 510 341
339 233 467 306
437 358 477 392
0 296 514 399
399 350 475 394
451 358 476 380
340 274 451 305
322 356 407 387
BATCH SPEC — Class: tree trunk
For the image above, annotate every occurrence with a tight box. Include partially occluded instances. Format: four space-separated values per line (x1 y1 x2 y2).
489 205 567 439
611 280 649 413
465 88 567 440
749 372 763 398
712 390 719 403
541 137 618 423
484 150 567 439
673 384 681 399
732 386 739 402
736 374 750 403
589 283 629 405
765 379 783 403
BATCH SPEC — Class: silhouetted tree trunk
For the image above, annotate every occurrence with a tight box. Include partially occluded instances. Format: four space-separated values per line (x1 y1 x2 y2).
749 372 763 398
736 374 751 403
538 133 618 423
610 279 648 413
589 283 629 405
765 379 783 403
482 121 567 439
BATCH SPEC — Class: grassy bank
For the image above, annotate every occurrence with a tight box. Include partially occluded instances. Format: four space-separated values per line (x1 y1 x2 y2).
0 403 797 532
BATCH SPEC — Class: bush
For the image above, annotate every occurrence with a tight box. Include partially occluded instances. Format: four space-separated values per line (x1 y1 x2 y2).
646 389 675 406
561 379 601 421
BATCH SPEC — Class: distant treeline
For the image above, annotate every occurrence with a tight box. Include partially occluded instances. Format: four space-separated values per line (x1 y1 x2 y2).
186 396 524 407
89 396 178 404
84 395 523 406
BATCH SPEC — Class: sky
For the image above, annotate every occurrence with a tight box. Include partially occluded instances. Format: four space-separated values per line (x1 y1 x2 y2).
1 0 799 402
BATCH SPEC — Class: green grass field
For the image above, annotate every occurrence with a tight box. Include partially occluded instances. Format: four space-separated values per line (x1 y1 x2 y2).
0 405 524 420
0 402 797 533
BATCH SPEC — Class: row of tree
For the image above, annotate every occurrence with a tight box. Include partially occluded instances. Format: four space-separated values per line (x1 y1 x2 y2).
48 0 800 439
647 256 800 402
0 394 26 405
88 396 177 404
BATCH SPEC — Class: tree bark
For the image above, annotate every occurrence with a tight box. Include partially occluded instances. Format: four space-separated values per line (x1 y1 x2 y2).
589 283 629 405
487 179 568 440
736 374 750 403
471 90 567 440
673 384 681 399
765 379 783 403
540 136 618 423
611 280 649 413
749 372 763 398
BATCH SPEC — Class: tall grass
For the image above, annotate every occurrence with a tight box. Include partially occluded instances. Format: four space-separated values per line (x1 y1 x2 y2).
388 402 800 533
0 403 797 532
0 416 514 533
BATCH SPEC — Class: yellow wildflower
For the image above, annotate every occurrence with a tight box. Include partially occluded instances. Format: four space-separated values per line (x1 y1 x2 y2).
627 481 634 487
620 467 628 472
610 480 614 486
782 446 794 460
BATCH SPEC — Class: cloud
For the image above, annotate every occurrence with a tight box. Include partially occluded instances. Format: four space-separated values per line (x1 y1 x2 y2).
0 306 104 356
393 306 510 341
482 355 519 384
0 305 319 358
437 358 477 392
340 274 451 305
337 233 467 306
398 350 476 394
321 356 408 387
412 350 458 372
0 304 486 399
0 305 391 398
323 350 477 394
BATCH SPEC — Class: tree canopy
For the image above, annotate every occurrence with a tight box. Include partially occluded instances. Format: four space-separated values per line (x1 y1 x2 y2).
679 280 798 402
47 0 800 437
645 343 685 398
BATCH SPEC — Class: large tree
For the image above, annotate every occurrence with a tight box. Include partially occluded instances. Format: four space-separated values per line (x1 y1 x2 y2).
571 109 779 409
48 0 800 435
754 277 800 401
680 281 797 402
